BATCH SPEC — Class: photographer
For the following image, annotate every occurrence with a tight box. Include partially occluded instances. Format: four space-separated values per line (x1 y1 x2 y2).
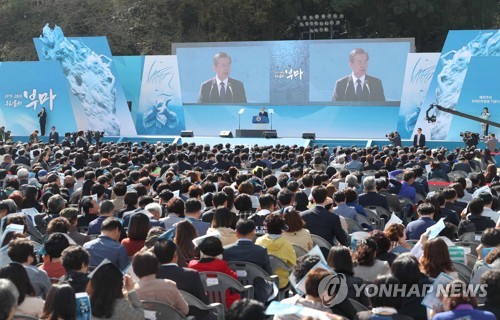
75 131 87 149
461 131 479 148
387 131 401 147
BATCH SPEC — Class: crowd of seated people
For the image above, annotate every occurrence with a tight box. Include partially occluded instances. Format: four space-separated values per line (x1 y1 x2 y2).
0 137 499 319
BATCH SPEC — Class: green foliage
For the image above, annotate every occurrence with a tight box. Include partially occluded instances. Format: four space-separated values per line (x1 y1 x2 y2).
0 0 497 60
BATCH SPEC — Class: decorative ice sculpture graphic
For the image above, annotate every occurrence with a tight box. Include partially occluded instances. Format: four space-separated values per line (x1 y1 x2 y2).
143 95 179 129
39 24 120 135
431 30 500 139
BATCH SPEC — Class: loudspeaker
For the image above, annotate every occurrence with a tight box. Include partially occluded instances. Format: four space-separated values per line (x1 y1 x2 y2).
219 131 233 138
302 132 316 139
180 130 194 137
263 131 277 138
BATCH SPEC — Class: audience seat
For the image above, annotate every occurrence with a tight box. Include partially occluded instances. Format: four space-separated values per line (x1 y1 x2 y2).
179 290 225 320
198 271 254 310
141 300 188 320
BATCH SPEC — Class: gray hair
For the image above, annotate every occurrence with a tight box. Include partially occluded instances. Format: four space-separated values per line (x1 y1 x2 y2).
213 52 232 66
0 279 19 320
349 48 369 63
48 194 66 213
345 174 358 187
145 202 162 215
363 176 376 191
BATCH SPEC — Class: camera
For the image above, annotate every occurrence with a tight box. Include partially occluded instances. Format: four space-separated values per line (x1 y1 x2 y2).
460 131 479 147
386 132 395 138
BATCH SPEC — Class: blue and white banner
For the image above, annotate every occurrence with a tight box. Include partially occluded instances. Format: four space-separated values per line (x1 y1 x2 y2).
136 56 185 135
396 53 439 139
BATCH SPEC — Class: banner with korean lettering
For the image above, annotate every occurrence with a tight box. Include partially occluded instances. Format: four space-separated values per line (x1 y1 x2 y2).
136 56 186 135
33 24 137 136
0 61 76 135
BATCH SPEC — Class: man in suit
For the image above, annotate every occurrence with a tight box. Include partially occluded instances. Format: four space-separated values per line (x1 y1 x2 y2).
198 52 247 104
154 240 214 320
49 126 59 144
258 107 268 118
301 186 349 246
332 48 385 102
358 176 390 211
223 220 273 302
413 127 426 148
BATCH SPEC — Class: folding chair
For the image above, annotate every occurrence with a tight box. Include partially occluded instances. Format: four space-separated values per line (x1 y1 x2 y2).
179 290 224 320
453 262 473 282
310 234 332 252
228 261 279 301
141 300 187 320
198 271 253 310
466 253 478 270
349 298 370 312
292 244 308 258
345 217 364 233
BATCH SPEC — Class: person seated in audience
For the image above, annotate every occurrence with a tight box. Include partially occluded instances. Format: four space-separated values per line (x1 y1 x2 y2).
182 198 210 236
353 237 390 283
7 238 52 299
385 223 411 254
428 161 450 181
121 212 149 257
478 191 500 224
188 236 240 309
234 193 255 220
358 176 390 211
369 230 397 266
406 203 436 240
293 191 310 212
458 198 496 236
87 200 115 235
420 237 459 279
256 213 297 289
41 284 76 320
0 263 44 318
226 299 267 320
83 217 129 271
59 208 91 246
132 250 189 315
332 191 359 223
174 219 198 262
431 279 495 320
207 206 238 246
301 186 348 246
344 188 368 217
60 246 90 293
223 219 273 303
397 170 417 204
39 232 70 279
472 228 500 271
274 269 344 320
249 194 277 232
354 275 413 320
0 278 18 320
162 196 186 229
76 196 99 230
154 240 213 320
376 178 403 213
86 263 144 320
437 222 467 264
391 253 433 320
282 208 313 251
478 269 500 319
327 246 369 307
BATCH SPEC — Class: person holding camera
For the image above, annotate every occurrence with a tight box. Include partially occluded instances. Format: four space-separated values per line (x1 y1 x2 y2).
387 131 401 147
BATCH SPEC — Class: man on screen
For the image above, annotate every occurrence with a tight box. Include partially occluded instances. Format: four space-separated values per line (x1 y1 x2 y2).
198 52 247 104
258 107 268 117
332 48 385 102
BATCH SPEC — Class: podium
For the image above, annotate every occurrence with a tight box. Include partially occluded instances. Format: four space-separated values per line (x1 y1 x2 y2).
236 111 276 138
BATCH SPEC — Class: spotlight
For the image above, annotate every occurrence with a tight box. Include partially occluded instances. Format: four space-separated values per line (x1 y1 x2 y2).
305 21 309 26
319 21 324 26
300 22 304 27
303 15 307 20
329 20 334 25
327 13 332 19
333 14 338 19
319 27 324 32
309 15 313 20
336 20 341 25
314 21 318 26
321 14 326 19
314 28 319 32
314 14 319 19
309 29 314 33
339 13 344 19
324 27 329 32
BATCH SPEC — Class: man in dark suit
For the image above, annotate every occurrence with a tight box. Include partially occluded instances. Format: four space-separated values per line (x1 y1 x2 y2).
358 176 390 211
49 126 59 144
413 128 426 148
332 48 385 102
155 240 214 320
223 220 273 302
300 186 349 246
198 52 247 104
258 107 268 118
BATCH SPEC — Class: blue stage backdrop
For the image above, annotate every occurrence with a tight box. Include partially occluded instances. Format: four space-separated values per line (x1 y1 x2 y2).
114 56 144 124
33 24 137 136
413 30 500 140
0 61 76 136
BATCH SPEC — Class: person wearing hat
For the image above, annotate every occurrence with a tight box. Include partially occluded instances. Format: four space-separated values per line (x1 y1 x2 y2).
188 236 240 309
60 208 90 246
